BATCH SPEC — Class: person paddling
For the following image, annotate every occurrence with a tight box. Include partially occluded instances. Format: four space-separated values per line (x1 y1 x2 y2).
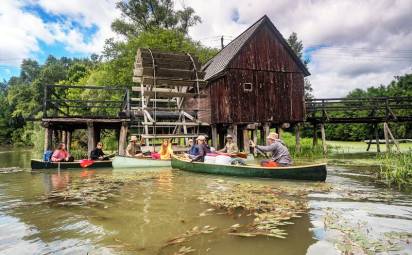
90 142 109 160
249 132 292 167
126 135 142 158
218 134 239 154
51 143 74 162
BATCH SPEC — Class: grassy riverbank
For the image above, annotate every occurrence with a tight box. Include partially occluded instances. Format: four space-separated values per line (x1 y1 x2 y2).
280 132 412 189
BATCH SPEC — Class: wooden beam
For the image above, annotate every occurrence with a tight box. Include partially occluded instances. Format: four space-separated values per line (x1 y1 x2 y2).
133 67 204 79
374 124 380 152
243 128 250 154
262 123 270 145
383 122 390 152
66 130 72 152
211 125 218 149
62 130 67 145
44 128 52 152
132 76 206 87
87 122 95 158
320 123 327 155
118 122 128 156
135 59 201 70
313 124 318 147
252 129 258 156
385 123 400 152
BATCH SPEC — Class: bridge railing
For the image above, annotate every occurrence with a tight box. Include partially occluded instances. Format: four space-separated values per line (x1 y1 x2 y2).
43 85 130 119
305 96 412 122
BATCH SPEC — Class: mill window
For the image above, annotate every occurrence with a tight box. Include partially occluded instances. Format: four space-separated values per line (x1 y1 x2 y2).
243 82 253 92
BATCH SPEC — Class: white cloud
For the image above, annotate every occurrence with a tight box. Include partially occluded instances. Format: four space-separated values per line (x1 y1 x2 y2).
1 0 411 98
181 0 412 97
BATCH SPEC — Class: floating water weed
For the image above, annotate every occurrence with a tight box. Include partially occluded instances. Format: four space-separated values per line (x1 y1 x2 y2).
323 208 411 254
198 182 331 239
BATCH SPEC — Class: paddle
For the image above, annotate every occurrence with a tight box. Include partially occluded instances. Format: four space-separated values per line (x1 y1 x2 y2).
80 159 94 168
251 143 269 159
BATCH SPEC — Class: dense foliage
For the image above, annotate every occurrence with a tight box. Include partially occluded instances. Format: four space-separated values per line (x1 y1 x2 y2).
0 0 217 147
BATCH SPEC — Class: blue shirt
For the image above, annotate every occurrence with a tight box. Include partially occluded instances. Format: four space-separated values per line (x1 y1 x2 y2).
188 145 199 156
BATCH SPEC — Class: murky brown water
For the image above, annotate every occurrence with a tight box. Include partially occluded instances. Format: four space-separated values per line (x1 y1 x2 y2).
1 148 412 254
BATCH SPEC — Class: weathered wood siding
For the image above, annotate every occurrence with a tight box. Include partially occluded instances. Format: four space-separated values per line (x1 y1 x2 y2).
208 23 305 124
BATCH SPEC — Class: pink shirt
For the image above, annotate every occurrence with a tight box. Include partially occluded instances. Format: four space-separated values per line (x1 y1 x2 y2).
51 150 70 162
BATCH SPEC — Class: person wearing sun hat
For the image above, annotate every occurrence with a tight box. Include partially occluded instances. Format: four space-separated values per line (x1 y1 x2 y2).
250 132 292 166
191 135 209 162
126 135 142 157
218 134 239 154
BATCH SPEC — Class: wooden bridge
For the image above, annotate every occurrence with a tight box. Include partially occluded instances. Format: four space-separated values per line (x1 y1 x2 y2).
305 97 412 152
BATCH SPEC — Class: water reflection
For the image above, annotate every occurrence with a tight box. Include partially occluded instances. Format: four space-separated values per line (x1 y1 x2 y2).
0 150 412 254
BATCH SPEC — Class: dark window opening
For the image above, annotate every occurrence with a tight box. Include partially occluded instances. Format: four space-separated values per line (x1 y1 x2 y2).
243 82 253 92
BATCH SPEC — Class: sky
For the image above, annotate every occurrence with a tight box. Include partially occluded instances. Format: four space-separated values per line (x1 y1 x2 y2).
0 0 411 97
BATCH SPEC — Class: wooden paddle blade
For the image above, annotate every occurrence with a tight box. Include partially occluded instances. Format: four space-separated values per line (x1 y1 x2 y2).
80 159 94 168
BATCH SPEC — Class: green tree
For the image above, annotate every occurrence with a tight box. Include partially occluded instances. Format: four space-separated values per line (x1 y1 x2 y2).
287 32 313 99
111 0 201 38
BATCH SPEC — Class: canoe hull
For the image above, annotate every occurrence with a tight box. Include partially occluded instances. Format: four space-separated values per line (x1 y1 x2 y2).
112 156 171 168
171 157 327 181
31 160 112 170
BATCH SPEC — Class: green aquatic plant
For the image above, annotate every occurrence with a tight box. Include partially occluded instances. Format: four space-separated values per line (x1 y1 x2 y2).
198 182 331 239
378 150 412 188
323 208 410 254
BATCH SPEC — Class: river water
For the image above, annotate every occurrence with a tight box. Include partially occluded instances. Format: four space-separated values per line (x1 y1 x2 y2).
0 148 411 255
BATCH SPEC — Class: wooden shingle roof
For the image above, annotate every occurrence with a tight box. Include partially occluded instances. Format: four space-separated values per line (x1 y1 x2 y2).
202 15 310 80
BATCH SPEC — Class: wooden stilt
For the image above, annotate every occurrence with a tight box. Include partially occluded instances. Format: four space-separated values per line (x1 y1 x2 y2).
87 122 95 158
385 123 400 152
313 124 318 147
366 125 373 152
62 130 67 145
263 123 270 145
320 123 327 155
295 124 301 153
44 127 52 152
94 128 101 144
374 124 380 152
252 128 258 156
66 130 72 152
211 125 218 148
383 122 390 152
218 128 225 149
232 125 238 145
243 128 250 154
118 122 128 156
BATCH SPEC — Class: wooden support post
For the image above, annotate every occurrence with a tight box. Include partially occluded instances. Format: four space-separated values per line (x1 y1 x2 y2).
385 123 400 152
211 125 218 148
53 129 59 146
218 128 225 149
62 130 67 145
295 124 301 153
313 124 318 147
87 122 95 158
374 124 380 152
276 125 282 138
66 130 72 152
118 122 128 156
383 122 390 152
44 127 52 152
232 125 238 145
252 128 258 156
243 128 250 154
320 123 327 155
263 123 270 145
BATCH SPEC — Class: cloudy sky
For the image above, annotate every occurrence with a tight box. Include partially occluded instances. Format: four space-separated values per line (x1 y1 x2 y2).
0 0 411 97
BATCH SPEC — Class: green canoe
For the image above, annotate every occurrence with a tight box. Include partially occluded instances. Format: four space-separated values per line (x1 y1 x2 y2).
31 159 112 170
171 156 327 181
112 155 171 168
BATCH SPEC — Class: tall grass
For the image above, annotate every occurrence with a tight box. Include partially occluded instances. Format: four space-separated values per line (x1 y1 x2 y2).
280 132 339 159
378 151 412 188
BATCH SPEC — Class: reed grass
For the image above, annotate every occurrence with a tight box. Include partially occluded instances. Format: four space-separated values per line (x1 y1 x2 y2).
378 151 412 188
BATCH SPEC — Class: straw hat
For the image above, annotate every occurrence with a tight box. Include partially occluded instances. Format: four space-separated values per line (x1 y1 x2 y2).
266 132 278 140
196 135 206 141
130 135 138 141
226 134 233 139
188 139 193 142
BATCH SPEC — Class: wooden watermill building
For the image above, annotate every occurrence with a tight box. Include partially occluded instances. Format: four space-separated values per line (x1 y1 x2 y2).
200 15 310 150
